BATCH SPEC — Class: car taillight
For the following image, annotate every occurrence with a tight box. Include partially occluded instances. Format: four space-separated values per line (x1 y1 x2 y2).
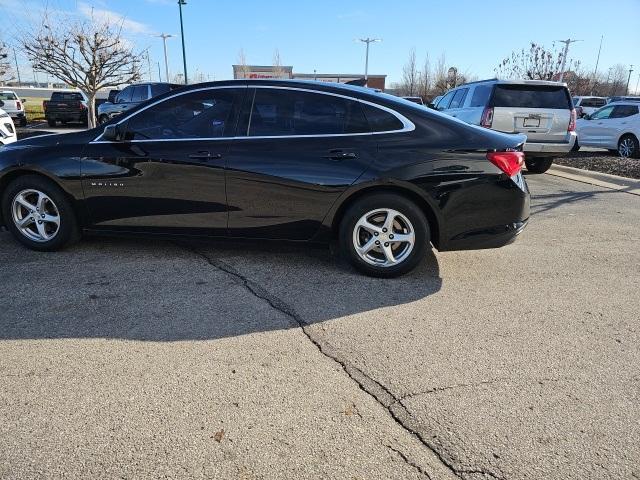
568 108 576 132
486 151 524 177
16 101 21 110
480 107 494 128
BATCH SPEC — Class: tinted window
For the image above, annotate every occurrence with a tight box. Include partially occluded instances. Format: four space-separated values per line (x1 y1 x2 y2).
151 84 171 97
581 98 607 108
107 90 119 103
116 87 133 103
469 85 492 107
248 89 369 136
0 92 17 100
436 90 455 110
611 105 639 118
130 85 148 103
449 88 468 109
51 92 84 101
492 85 571 109
361 103 404 132
126 88 240 140
590 105 614 120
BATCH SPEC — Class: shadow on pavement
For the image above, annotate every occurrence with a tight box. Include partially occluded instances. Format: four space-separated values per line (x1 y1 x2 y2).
0 234 442 341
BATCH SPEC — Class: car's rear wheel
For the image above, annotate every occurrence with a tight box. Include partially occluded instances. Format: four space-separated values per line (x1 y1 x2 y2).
525 157 554 174
339 193 429 277
618 134 639 159
20 117 27 127
1 175 80 251
47 119 56 127
98 114 109 125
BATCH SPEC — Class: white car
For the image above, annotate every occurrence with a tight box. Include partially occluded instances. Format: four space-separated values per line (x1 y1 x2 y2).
575 102 640 158
0 90 27 127
0 108 18 146
572 96 607 117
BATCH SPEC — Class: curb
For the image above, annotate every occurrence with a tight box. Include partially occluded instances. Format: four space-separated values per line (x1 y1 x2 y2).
546 164 640 196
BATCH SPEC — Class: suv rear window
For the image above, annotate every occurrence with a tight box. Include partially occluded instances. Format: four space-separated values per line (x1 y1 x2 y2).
0 92 17 100
51 92 84 101
491 85 571 109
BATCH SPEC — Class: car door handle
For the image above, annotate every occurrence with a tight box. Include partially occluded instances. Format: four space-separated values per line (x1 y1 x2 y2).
324 150 357 161
188 151 222 160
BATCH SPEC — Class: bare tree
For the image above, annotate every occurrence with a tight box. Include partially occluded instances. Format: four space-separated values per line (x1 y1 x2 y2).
495 42 577 81
400 48 418 96
21 13 144 128
0 41 12 83
237 48 250 79
417 53 431 102
272 49 286 78
433 53 449 94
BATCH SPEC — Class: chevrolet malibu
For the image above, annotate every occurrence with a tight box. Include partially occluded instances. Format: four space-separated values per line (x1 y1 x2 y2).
0 80 530 277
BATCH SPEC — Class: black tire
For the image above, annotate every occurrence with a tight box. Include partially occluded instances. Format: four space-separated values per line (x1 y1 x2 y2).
571 140 580 152
618 134 640 159
1 175 80 251
525 157 554 174
339 193 429 278
47 119 56 127
20 117 27 127
98 114 109 125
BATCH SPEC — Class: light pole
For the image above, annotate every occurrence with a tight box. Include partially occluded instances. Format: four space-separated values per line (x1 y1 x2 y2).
157 33 174 82
13 48 21 86
358 37 381 85
591 35 603 95
556 38 582 82
178 0 188 84
626 65 634 95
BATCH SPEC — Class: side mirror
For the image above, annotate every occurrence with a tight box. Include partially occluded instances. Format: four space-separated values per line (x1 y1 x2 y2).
0 100 4 107
102 124 125 141
22 99 27 103
584 114 591 120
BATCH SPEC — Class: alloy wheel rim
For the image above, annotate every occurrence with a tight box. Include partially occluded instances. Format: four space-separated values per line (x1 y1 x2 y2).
619 138 634 158
11 189 61 242
352 208 415 267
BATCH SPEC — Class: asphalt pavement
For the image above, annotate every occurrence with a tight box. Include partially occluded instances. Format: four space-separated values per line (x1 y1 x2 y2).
0 173 638 479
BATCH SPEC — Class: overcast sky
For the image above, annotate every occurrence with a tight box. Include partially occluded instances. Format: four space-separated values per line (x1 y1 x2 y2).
1 0 639 89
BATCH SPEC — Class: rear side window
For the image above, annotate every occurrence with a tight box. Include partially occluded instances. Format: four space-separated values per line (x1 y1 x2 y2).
248 89 370 136
581 98 607 108
0 92 17 100
130 85 148 103
449 88 468 109
151 84 171 97
611 105 639 118
360 103 404 132
116 87 133 103
491 85 571 109
469 85 493 107
51 92 84 101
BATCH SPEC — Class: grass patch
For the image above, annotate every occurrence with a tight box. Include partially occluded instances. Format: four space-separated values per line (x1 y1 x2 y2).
21 97 46 122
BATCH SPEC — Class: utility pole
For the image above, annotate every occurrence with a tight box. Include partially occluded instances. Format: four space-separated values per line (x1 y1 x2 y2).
13 48 21 86
146 51 152 81
358 37 381 85
178 0 188 84
591 35 603 95
157 62 162 82
556 38 582 82
635 73 640 95
157 33 174 82
626 65 634 95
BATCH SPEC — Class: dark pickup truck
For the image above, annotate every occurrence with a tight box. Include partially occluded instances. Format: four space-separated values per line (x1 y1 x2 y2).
43 91 88 127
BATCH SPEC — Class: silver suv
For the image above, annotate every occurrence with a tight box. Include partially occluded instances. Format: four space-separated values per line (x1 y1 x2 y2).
435 79 577 173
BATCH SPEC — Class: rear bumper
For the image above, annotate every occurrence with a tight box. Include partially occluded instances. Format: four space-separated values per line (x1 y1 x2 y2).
524 132 577 156
46 112 87 122
439 219 528 251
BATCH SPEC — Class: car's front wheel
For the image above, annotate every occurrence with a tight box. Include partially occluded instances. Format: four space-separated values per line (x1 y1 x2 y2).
1 175 80 251
98 114 109 125
618 134 639 158
525 157 554 174
339 193 429 277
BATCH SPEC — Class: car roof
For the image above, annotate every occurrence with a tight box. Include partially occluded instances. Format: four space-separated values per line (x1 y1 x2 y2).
457 78 568 88
605 101 640 107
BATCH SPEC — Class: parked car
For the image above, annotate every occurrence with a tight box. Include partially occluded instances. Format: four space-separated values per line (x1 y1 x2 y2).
402 96 424 105
43 91 88 127
572 96 607 117
575 101 639 158
0 80 529 277
0 108 17 146
0 90 27 127
434 79 577 173
97 82 179 124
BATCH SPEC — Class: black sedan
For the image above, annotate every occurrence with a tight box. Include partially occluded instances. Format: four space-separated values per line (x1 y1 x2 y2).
0 80 529 277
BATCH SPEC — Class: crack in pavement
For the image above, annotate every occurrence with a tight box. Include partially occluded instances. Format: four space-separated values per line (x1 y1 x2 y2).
178 243 506 480
384 443 432 479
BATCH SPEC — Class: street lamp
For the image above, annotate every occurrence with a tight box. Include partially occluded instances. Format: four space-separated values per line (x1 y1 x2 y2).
556 38 582 82
178 0 188 84
358 37 381 85
625 65 634 95
156 33 174 82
